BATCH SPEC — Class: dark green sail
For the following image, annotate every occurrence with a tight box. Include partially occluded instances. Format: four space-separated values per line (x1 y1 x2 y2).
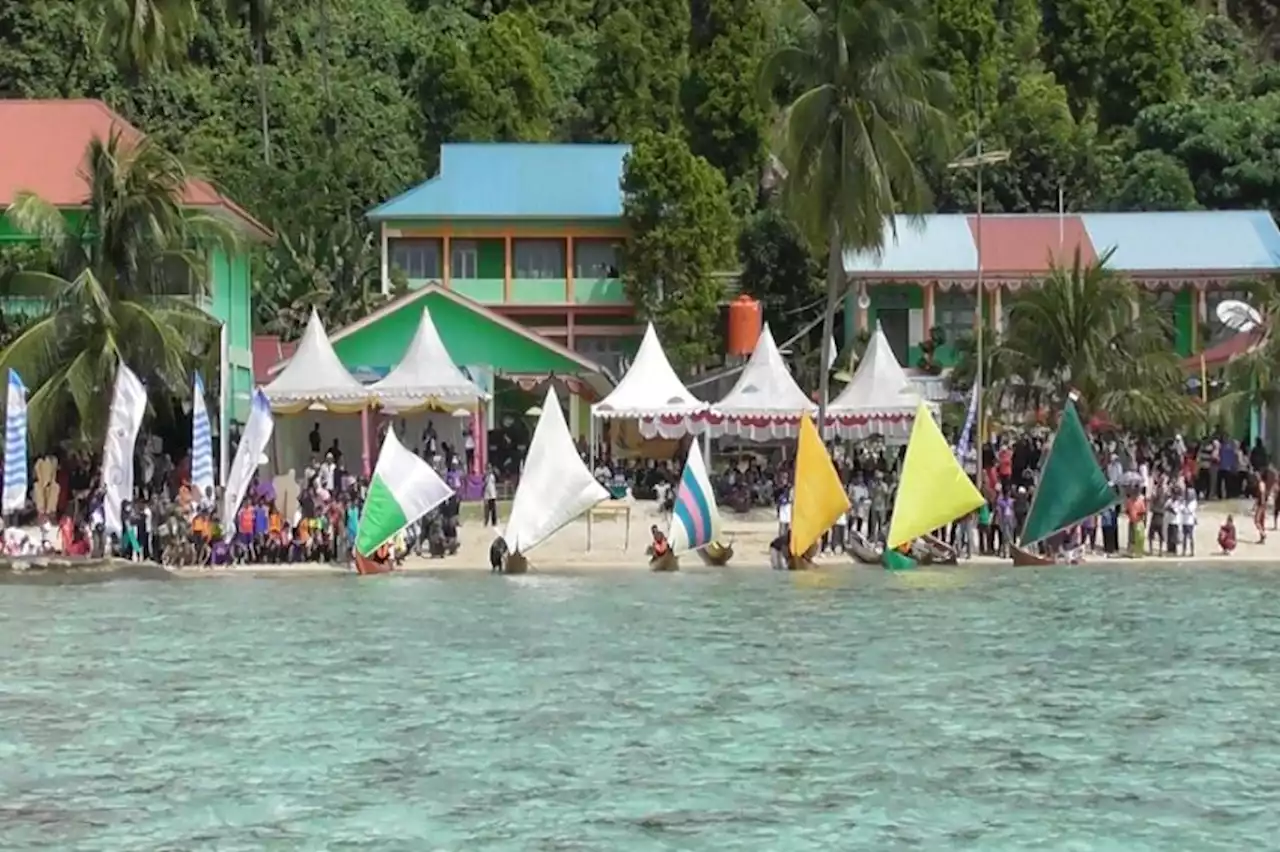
1019 401 1117 546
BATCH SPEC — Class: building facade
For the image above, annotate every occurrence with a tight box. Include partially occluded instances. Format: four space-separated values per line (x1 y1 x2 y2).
0 99 269 422
369 143 641 384
844 212 1280 370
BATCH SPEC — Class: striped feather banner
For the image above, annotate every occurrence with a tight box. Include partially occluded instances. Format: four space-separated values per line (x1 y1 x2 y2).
3 369 28 513
191 373 215 500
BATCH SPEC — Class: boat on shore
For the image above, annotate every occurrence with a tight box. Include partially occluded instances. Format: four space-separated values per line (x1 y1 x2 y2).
697 540 734 566
499 388 609 574
1011 394 1117 565
884 401 984 571
786 414 851 570
351 428 454 577
656 439 725 572
847 529 881 564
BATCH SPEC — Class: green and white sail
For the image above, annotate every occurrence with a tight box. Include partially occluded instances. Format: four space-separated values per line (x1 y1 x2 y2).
355 428 454 556
1019 398 1117 547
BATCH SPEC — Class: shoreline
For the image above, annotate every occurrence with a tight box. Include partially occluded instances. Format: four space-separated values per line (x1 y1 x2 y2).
166 551 1280 578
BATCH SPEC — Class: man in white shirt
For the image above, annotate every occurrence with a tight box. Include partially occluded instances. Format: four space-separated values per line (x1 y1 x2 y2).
1180 489 1198 556
482 466 498 526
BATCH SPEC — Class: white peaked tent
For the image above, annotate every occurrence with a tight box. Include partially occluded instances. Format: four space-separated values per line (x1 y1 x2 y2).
369 307 488 411
592 323 707 438
263 309 369 412
826 322 930 442
709 323 817 439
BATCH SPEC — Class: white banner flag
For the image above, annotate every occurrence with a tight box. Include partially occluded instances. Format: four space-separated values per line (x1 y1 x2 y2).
102 362 147 535
221 389 274 538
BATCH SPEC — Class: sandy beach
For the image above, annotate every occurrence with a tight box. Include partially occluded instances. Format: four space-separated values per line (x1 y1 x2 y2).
165 497 1280 577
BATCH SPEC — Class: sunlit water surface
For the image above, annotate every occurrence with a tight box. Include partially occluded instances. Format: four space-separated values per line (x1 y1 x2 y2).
3 565 1279 851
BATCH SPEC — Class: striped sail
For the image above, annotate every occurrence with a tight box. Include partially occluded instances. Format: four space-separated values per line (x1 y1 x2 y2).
191 373 215 500
669 440 721 554
3 370 27 513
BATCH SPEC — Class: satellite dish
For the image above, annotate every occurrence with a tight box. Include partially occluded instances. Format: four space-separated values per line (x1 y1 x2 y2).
1215 299 1262 333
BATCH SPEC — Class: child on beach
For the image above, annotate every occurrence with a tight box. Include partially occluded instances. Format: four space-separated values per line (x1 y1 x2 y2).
1218 515 1237 555
1180 489 1198 556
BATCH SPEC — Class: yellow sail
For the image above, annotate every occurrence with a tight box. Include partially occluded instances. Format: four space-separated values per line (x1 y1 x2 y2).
789 414 851 556
886 401 984 550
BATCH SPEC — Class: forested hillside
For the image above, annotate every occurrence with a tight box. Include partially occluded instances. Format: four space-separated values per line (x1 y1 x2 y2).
1 0 1278 346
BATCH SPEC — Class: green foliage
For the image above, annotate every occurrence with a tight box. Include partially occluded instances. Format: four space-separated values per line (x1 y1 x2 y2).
736 206 822 345
621 132 736 371
583 1 689 140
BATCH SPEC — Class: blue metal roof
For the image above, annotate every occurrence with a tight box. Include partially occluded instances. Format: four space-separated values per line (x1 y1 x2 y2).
1080 211 1280 272
843 215 978 274
368 143 631 220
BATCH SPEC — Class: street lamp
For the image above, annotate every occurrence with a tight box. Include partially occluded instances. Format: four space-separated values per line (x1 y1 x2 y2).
948 142 1010 472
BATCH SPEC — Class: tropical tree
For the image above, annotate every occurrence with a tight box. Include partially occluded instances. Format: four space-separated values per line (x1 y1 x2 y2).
90 0 198 74
1210 276 1280 428
758 0 953 431
1 130 237 448
226 0 276 164
952 251 1201 433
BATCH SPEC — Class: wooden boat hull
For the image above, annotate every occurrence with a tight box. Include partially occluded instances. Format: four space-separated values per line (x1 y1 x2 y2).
697 541 734 566
913 535 958 566
882 549 917 571
649 551 679 572
847 531 881 565
354 553 394 575
788 544 819 571
1010 543 1055 566
504 551 529 574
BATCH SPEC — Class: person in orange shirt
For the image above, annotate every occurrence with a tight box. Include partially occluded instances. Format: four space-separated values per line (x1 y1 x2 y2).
1124 490 1147 557
997 446 1013 491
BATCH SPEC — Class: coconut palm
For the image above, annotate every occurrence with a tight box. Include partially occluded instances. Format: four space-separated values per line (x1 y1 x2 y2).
952 250 1201 432
90 0 199 74
226 0 276 164
758 0 953 430
2 130 237 447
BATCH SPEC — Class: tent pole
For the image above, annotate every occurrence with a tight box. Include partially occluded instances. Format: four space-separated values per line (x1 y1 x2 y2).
587 413 595 551
361 407 372 478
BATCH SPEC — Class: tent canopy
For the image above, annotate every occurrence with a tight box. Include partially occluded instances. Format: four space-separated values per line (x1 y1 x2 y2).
263 310 369 413
593 323 706 436
827 323 929 441
369 307 488 412
708 323 816 439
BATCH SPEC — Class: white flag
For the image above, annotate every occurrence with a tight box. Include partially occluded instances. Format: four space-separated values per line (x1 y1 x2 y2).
102 363 147 535
827 335 838 370
222 389 274 539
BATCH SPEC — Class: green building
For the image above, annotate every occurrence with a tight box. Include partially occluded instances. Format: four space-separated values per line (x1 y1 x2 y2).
0 99 270 422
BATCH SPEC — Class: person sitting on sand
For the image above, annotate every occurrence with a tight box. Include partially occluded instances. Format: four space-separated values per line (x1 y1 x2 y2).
1218 515 1237 555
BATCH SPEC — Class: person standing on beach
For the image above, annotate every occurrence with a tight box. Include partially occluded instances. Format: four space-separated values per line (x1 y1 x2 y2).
482 466 498 526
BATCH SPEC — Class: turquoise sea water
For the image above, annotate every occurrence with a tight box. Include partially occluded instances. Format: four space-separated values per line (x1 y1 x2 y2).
3 565 1280 851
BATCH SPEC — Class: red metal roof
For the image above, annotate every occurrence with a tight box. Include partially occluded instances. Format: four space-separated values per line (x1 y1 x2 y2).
0 99 271 239
1180 330 1264 371
967 215 1097 274
253 336 296 383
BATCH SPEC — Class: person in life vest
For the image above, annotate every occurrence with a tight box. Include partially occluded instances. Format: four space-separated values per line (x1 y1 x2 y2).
649 525 670 557
1218 514 1237 555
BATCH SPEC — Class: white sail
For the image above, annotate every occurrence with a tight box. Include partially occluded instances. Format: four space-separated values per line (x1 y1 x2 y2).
505 387 609 554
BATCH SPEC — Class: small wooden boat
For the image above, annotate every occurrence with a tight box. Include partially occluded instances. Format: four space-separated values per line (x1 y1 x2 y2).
649 549 679 572
354 552 394 575
882 548 917 571
503 551 529 574
788 543 819 571
913 534 958 566
847 530 881 565
1010 543 1055 566
697 541 734 566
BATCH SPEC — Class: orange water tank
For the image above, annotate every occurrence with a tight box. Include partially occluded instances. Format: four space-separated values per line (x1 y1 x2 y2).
727 295 762 356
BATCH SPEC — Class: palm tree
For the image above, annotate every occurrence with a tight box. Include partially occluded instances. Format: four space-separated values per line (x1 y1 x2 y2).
1208 276 1280 429
90 0 199 74
758 0 953 430
226 0 275 164
2 131 237 447
953 250 1201 432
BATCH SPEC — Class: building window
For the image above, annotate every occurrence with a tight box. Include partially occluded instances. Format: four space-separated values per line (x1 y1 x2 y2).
574 240 622 279
935 290 975 343
390 238 441 279
451 240 478 279
513 239 566 279
574 335 629 377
